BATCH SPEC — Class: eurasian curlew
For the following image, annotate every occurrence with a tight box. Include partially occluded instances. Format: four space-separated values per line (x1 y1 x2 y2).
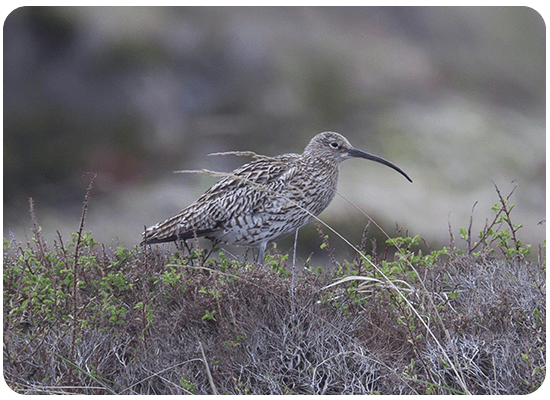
142 131 412 264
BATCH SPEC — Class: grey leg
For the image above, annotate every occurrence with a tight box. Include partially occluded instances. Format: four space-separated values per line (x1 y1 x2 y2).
256 242 267 265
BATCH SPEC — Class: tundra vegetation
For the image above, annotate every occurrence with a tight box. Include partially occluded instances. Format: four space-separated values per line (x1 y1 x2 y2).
3 179 545 394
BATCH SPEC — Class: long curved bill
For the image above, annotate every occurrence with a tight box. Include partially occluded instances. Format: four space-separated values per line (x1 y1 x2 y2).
348 147 413 183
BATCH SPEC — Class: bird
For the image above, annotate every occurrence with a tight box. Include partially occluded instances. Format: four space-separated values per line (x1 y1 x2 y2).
141 131 412 264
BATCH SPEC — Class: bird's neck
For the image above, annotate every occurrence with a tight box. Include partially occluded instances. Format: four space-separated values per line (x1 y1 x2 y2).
303 154 339 170
299 155 340 187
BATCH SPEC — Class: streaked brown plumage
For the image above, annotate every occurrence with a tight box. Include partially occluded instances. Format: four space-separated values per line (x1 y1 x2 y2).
142 131 412 263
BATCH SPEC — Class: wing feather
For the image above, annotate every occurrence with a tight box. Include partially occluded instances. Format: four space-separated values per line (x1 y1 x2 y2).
141 154 302 245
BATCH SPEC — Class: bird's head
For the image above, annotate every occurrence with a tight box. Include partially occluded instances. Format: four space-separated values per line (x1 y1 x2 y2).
303 131 412 183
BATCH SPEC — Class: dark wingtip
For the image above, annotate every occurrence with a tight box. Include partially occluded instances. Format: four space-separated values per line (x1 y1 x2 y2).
140 226 219 246
141 235 179 246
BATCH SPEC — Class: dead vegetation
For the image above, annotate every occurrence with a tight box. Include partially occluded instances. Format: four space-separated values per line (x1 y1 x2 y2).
3 183 545 394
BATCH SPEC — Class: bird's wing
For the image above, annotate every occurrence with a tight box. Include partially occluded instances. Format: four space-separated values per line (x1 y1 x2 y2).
193 155 302 224
142 155 302 244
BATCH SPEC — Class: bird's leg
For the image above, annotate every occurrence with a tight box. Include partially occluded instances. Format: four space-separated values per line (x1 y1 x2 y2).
289 229 300 322
177 239 189 255
292 229 299 274
290 229 299 298
181 239 192 253
256 242 267 266
209 239 221 259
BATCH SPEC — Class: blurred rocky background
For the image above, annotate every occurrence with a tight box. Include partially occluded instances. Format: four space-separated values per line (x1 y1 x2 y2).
3 7 545 262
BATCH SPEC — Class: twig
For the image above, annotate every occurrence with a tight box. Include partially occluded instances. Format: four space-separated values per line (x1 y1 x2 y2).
199 341 218 395
55 352 117 395
28 198 48 260
207 150 268 159
493 182 520 251
69 173 97 384
121 359 202 394
466 201 478 254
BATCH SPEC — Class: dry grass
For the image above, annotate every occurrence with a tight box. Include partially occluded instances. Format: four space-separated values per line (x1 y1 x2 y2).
3 185 545 394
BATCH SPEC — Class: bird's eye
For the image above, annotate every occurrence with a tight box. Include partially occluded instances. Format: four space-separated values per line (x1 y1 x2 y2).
329 142 339 149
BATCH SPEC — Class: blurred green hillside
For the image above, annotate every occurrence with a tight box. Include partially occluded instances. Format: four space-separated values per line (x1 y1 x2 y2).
3 7 545 258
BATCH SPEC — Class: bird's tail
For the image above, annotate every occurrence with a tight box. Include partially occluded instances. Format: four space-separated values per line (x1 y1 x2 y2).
141 209 218 246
